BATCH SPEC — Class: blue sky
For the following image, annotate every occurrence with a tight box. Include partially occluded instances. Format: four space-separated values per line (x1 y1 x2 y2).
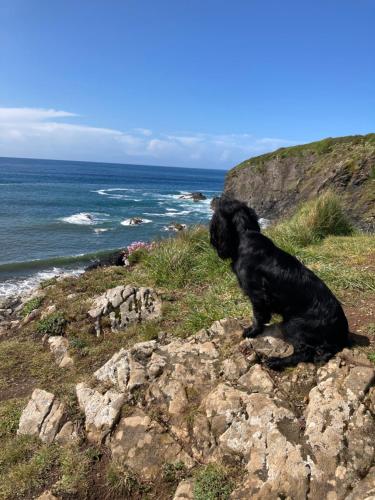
0 0 374 168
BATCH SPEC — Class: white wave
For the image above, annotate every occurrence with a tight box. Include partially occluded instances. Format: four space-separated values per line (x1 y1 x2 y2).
0 268 84 299
93 228 109 234
166 208 178 212
60 212 109 225
121 218 152 226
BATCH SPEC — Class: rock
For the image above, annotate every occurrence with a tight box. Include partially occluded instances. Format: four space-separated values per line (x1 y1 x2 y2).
48 336 74 368
76 383 125 443
36 491 59 500
55 421 80 446
178 192 207 202
243 323 294 359
129 217 143 225
165 223 187 232
345 466 375 500
18 389 65 443
41 304 57 319
304 359 375 499
238 363 275 393
224 134 375 229
221 353 249 381
110 409 194 480
77 317 375 498
173 479 195 499
88 285 162 336
22 308 40 325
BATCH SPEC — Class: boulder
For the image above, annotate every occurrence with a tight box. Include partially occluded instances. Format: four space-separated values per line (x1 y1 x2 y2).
110 409 194 480
18 389 65 443
88 285 162 336
76 383 125 443
173 479 195 499
48 336 74 368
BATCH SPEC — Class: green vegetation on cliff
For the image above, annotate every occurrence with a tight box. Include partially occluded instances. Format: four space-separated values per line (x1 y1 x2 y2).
225 134 375 228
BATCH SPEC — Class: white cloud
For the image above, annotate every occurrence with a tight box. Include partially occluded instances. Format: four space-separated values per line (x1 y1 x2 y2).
0 107 294 168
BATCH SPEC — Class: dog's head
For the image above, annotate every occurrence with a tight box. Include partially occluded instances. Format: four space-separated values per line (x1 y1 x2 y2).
209 196 260 259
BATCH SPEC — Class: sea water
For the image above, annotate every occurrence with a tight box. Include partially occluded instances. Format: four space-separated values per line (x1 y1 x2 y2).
0 157 225 297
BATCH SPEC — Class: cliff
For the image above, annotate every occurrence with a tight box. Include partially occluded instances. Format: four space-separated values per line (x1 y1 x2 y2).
224 134 375 228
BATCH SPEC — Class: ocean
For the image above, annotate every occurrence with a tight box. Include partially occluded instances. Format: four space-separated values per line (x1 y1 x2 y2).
0 157 225 298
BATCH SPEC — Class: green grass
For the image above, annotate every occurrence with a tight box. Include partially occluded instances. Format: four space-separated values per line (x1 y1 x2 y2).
194 464 234 500
105 460 145 497
266 191 353 252
20 297 43 318
36 312 67 336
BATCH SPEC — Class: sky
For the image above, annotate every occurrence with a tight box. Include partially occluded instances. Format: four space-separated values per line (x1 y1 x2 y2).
0 0 374 169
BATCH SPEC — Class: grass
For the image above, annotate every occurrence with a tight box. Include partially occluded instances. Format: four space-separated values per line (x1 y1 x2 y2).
36 312 67 336
266 191 353 252
20 297 43 318
194 464 234 500
105 460 145 498
0 194 374 498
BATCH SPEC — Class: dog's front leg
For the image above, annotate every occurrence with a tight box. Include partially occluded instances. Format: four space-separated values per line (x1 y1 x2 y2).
243 299 271 338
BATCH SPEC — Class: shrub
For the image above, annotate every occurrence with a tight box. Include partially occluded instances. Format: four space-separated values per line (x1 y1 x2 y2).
267 192 353 251
21 297 43 317
36 312 66 336
194 464 233 500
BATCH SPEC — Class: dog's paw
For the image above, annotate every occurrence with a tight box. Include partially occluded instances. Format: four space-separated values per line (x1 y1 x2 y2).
265 357 284 371
242 326 262 338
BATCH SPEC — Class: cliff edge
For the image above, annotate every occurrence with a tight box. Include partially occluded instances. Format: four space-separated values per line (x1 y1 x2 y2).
224 134 375 228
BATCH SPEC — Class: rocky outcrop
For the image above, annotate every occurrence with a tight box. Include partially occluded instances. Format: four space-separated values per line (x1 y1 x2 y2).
18 318 374 498
224 134 375 228
73 318 374 499
179 192 207 202
88 285 162 336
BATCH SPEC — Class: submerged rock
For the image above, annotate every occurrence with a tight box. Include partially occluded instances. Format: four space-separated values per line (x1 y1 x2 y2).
179 192 207 202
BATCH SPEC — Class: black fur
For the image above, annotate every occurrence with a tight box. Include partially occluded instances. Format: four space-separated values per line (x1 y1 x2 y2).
210 197 349 369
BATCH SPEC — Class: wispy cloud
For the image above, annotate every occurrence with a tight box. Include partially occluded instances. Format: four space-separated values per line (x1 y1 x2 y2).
0 107 294 168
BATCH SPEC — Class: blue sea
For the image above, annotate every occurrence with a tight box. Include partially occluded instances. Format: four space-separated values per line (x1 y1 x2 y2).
0 157 225 297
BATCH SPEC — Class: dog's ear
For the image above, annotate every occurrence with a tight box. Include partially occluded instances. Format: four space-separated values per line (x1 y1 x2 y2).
209 206 238 259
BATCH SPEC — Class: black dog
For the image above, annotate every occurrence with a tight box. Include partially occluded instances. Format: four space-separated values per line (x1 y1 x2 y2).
210 197 349 369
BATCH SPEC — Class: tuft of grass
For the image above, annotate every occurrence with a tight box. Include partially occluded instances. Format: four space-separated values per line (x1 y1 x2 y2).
36 312 66 336
162 461 187 483
0 399 25 438
105 460 145 497
267 191 353 252
0 438 59 499
143 227 231 290
53 445 91 497
21 297 43 318
194 464 234 500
